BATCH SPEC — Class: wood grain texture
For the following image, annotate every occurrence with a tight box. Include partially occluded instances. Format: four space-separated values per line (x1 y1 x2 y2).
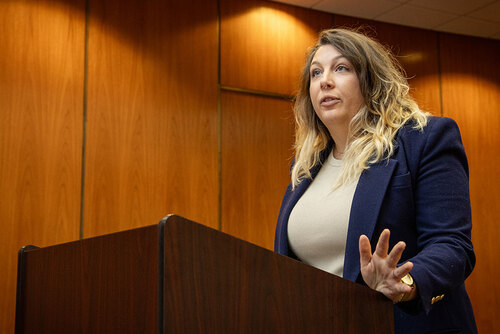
440 33 500 333
0 1 85 333
163 215 394 333
220 0 333 96
84 0 218 237
334 15 441 115
17 225 159 333
15 217 393 333
221 91 295 250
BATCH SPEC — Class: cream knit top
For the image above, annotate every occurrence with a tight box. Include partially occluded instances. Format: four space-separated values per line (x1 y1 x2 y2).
287 151 359 277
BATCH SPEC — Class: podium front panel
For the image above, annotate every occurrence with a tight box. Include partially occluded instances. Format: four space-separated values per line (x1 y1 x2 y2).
16 225 159 334
162 215 394 333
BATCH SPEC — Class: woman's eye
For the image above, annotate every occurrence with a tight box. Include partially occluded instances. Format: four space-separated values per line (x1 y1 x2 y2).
311 69 322 77
336 65 348 72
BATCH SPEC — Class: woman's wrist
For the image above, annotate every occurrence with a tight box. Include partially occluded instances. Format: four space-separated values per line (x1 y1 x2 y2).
398 273 417 302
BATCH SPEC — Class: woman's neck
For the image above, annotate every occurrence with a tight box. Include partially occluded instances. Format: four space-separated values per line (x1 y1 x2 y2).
332 148 345 160
329 129 348 160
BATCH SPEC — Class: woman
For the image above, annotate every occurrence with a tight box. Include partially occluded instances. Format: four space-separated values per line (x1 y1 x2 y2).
274 28 477 333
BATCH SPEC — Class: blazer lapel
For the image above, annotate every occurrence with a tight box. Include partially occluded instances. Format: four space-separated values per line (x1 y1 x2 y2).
277 176 312 254
276 143 333 255
342 158 397 281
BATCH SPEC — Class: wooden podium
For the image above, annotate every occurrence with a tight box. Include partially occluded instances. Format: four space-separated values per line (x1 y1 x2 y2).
15 215 394 333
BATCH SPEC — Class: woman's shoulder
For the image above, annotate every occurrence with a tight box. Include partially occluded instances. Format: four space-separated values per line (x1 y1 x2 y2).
426 115 460 131
399 116 461 142
397 115 466 163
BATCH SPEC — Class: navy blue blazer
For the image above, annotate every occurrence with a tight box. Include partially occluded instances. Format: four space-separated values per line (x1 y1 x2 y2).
275 116 477 333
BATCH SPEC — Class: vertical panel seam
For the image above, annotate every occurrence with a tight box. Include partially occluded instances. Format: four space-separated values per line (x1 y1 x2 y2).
217 0 222 231
437 32 444 117
79 0 90 240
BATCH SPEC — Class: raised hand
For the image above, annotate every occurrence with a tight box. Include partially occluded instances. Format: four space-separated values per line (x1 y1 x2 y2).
359 229 414 302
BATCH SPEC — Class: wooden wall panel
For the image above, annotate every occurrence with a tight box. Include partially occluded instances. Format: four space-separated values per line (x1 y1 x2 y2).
334 16 441 115
2 1 498 333
84 0 218 237
221 92 295 250
440 33 500 333
0 1 85 333
220 0 333 96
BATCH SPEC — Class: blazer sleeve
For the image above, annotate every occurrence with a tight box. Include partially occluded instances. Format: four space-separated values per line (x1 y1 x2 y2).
404 117 475 315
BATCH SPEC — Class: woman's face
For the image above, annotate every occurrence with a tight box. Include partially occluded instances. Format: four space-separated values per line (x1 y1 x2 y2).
309 44 364 135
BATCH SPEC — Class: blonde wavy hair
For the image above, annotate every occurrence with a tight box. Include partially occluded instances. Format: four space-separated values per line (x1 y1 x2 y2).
291 28 428 189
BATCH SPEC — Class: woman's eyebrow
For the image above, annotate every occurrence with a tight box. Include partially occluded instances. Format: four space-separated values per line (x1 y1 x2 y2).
311 55 346 67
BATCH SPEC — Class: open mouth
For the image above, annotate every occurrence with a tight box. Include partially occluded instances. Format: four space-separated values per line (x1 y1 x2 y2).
321 96 339 104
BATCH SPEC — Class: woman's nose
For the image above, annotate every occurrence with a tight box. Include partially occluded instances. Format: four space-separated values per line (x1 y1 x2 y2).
320 75 334 89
